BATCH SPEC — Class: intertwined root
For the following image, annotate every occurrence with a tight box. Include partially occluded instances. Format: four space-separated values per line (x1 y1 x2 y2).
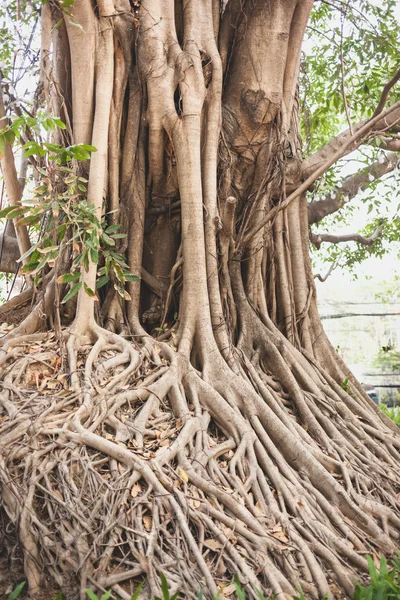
1 331 400 600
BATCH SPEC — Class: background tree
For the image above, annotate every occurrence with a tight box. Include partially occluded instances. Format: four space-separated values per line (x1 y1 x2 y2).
0 1 400 599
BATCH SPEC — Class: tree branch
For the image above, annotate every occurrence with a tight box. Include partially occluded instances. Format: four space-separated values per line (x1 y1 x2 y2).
302 106 400 179
308 152 398 225
372 67 400 118
313 260 338 282
240 100 400 247
304 65 400 179
0 80 31 263
372 137 400 152
310 225 384 249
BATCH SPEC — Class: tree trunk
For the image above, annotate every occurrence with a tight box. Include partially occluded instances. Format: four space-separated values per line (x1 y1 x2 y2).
1 2 399 599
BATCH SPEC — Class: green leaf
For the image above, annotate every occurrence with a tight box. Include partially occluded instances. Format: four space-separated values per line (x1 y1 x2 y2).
90 247 99 264
100 591 112 600
114 284 131 301
110 233 127 239
85 591 99 600
43 117 55 131
96 275 109 289
114 263 125 283
54 593 63 600
52 117 66 129
52 16 64 30
18 244 39 263
367 556 378 584
7 207 28 220
66 145 90 161
4 129 15 145
80 144 97 152
8 581 26 600
101 232 115 246
0 205 21 219
37 245 59 254
379 555 388 577
17 213 44 227
233 576 246 600
125 274 140 282
57 272 80 284
160 572 170 600
0 134 5 159
84 283 95 297
83 249 90 271
130 582 144 600
22 141 42 157
105 223 120 234
62 281 82 303
21 262 39 274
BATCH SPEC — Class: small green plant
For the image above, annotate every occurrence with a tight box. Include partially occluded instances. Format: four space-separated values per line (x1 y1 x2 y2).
340 376 351 393
86 589 113 600
84 581 144 600
7 581 25 600
7 559 400 600
379 404 400 426
0 114 139 302
292 585 329 600
354 555 400 599
155 572 179 600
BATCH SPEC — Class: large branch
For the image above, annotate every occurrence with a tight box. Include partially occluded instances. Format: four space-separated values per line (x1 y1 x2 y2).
373 137 400 152
0 81 31 262
310 225 384 249
303 105 400 180
241 100 400 246
308 152 398 225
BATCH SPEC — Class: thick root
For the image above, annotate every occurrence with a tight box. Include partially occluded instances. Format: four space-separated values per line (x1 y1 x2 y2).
0 330 400 600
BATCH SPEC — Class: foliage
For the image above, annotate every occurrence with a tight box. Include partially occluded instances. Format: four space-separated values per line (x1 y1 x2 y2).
379 404 400 426
354 555 400 599
7 581 25 600
302 0 400 276
0 115 139 301
301 0 400 155
372 347 400 374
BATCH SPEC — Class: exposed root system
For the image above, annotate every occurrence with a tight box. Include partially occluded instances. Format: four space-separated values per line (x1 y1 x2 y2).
1 329 399 600
1 1 400 598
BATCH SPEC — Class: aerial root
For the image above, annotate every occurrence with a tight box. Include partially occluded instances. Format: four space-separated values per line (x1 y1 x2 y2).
0 332 400 599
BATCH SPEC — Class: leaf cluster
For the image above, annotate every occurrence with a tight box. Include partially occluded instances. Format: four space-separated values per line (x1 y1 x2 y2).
0 114 138 302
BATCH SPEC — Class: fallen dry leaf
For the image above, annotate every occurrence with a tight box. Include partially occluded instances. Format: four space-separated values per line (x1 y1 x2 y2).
271 529 289 543
131 483 141 498
143 515 152 530
204 538 223 551
220 583 236 596
177 467 189 483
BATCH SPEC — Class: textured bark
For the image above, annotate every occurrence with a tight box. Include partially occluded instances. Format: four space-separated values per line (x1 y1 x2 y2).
0 85 31 263
0 2 400 600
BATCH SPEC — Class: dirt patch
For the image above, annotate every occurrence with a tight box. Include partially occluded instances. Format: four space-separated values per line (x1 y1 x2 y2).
0 512 25 599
